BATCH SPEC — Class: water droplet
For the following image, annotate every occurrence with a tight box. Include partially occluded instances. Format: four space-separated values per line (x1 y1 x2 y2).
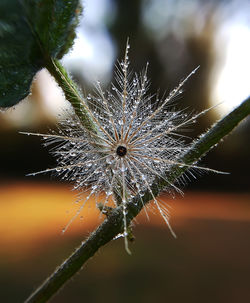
106 190 112 196
120 164 127 172
106 156 114 164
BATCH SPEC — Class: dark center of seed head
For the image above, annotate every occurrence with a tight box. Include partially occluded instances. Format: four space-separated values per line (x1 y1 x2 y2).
116 145 127 157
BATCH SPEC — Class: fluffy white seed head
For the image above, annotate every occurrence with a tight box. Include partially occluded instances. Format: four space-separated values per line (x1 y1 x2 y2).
23 42 219 253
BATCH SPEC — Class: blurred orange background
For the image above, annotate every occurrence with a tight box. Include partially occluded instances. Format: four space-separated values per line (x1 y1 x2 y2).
0 182 249 302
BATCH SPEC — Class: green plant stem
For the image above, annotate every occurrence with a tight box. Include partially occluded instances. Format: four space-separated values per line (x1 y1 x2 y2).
25 96 250 303
45 58 99 134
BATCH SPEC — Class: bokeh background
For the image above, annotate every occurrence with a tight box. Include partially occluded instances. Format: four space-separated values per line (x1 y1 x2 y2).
0 0 249 302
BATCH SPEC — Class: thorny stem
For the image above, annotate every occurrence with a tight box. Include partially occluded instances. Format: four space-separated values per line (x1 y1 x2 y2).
25 96 250 303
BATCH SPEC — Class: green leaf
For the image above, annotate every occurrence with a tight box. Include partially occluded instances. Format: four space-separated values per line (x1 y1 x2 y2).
0 0 81 108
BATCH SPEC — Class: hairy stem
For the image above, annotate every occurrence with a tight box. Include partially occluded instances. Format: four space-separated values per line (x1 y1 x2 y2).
25 96 250 303
45 58 99 134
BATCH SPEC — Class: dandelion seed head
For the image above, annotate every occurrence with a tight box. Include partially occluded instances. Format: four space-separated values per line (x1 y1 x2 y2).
25 43 208 251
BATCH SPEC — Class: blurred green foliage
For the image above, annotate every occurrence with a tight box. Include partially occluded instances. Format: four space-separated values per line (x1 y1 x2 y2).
0 0 81 107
